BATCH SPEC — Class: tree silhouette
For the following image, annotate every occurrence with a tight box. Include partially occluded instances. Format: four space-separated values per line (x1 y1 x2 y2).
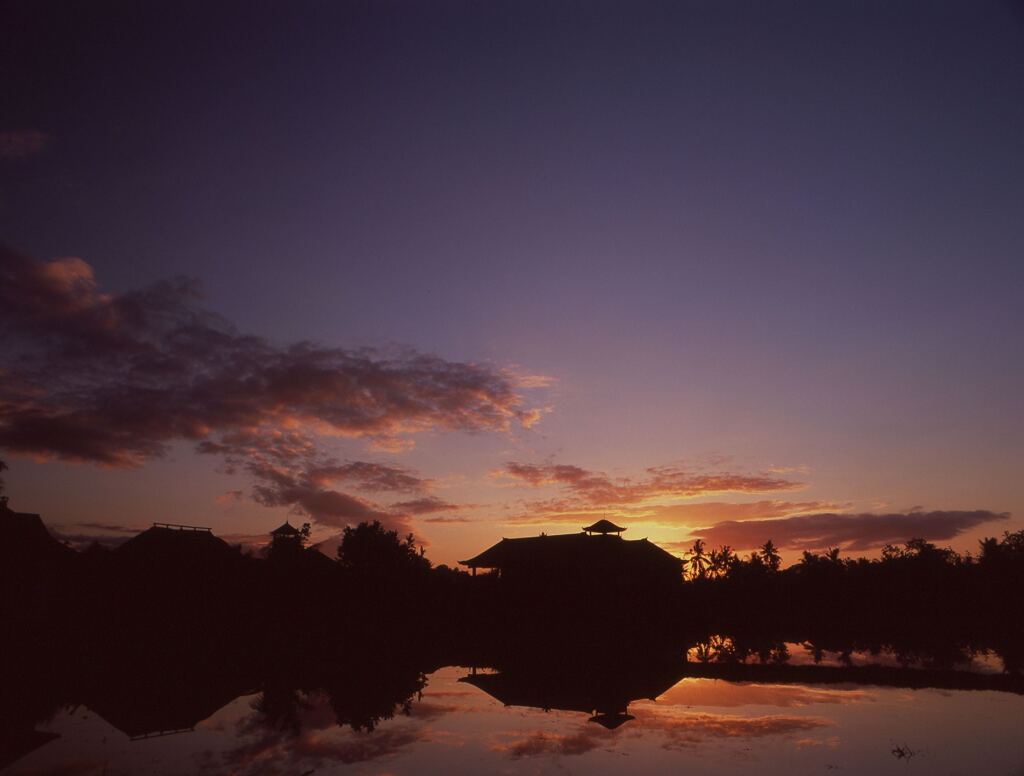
708 545 736 578
760 540 781 572
686 539 710 580
337 520 430 577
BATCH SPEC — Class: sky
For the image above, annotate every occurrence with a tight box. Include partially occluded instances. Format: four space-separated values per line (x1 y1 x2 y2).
1 0 1022 567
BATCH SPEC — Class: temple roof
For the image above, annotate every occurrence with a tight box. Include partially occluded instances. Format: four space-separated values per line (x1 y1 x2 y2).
1 498 74 561
583 519 626 534
271 521 301 536
459 531 681 569
589 712 635 729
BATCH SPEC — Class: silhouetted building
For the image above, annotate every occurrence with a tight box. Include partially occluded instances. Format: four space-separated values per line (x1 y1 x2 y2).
0 497 73 562
116 523 228 559
583 518 625 536
270 520 302 549
459 523 683 594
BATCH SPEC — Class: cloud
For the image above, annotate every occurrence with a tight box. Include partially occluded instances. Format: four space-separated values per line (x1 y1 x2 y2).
50 521 143 549
490 709 834 759
0 248 541 465
212 722 420 775
197 429 444 534
216 489 245 505
423 515 474 524
51 527 132 549
490 728 613 759
504 499 841 526
0 248 545 531
686 510 1010 552
656 680 872 709
632 707 833 749
502 462 799 504
0 130 49 161
75 521 141 533
389 496 461 515
219 531 274 553
306 462 429 494
497 460 802 523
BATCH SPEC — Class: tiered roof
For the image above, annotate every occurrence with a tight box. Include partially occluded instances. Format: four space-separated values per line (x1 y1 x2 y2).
459 530 680 569
582 519 626 535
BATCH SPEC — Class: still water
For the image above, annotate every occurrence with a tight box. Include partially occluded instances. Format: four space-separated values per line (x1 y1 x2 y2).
7 643 1024 775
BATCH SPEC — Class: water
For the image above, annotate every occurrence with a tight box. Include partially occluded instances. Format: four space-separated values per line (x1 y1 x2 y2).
7 643 1024 775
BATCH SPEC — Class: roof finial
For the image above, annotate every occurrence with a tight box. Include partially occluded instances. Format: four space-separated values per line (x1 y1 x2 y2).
582 518 626 536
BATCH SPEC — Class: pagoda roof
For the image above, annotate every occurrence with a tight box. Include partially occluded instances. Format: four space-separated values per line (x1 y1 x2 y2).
583 519 625 534
459 531 682 569
270 521 301 536
589 712 636 729
459 658 686 727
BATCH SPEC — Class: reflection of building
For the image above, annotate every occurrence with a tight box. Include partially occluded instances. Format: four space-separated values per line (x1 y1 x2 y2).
458 520 683 591
460 657 686 729
86 672 253 741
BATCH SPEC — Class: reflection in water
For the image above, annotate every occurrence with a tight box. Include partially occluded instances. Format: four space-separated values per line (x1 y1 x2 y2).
5 633 1024 775
459 655 686 730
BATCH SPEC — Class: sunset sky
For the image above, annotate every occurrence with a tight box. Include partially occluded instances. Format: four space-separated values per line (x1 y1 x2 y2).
2 1 1022 566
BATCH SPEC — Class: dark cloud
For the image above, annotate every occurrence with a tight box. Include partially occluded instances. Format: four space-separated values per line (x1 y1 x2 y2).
75 522 140 533
423 515 474 524
687 510 1010 552
51 521 145 549
389 496 461 515
50 528 131 550
208 699 421 776
307 461 429 493
0 249 540 467
0 249 542 531
197 429 432 534
491 728 613 759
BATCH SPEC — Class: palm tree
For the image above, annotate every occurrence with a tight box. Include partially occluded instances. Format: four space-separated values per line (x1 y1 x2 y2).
709 545 735 578
687 539 710 580
978 537 1000 565
760 539 781 572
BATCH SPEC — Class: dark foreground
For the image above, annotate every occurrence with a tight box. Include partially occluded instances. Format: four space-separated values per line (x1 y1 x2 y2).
3 517 1024 773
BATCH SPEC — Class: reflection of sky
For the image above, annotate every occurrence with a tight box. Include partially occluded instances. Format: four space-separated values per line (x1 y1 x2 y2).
14 667 1024 775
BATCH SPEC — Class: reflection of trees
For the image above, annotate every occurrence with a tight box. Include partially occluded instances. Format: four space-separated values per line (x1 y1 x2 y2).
252 686 311 737
687 531 1024 676
325 661 427 733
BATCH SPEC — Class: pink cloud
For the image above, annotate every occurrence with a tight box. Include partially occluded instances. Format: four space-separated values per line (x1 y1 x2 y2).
685 510 1010 552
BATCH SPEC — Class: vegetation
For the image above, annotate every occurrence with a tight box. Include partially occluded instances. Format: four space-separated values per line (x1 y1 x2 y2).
680 531 1024 669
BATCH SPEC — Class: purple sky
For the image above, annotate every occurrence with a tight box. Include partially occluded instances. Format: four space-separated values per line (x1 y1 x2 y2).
2 1 1022 565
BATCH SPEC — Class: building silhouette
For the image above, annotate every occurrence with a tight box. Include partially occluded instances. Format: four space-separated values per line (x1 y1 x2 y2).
459 520 683 597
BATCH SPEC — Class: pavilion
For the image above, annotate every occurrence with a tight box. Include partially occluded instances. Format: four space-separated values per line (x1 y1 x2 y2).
458 520 683 591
